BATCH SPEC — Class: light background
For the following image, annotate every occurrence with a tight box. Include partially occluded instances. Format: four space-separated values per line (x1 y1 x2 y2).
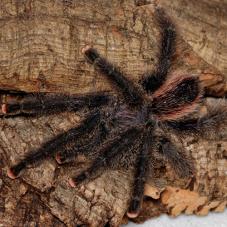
123 209 227 227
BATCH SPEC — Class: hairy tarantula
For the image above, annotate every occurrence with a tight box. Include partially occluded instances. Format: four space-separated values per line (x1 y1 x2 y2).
1 8 227 219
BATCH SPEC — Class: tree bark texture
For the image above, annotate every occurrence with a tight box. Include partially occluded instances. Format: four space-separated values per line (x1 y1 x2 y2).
0 1 226 226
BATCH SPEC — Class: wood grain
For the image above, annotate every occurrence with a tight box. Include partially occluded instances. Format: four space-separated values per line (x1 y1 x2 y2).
0 1 226 226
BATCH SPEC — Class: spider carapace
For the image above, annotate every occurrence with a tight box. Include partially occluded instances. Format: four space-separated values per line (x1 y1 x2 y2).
2 8 227 218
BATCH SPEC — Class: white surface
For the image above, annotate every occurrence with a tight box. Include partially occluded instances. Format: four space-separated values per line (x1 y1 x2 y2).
123 209 227 227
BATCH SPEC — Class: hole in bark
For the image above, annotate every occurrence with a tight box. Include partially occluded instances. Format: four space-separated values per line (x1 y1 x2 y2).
223 149 227 159
135 0 152 6
104 222 110 227
187 176 196 191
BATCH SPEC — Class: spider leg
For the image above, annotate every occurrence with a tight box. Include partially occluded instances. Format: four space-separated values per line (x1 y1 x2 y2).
1 92 110 116
55 120 109 164
166 100 227 139
69 127 142 187
141 8 176 93
127 139 150 218
157 137 194 178
82 46 143 105
7 111 101 179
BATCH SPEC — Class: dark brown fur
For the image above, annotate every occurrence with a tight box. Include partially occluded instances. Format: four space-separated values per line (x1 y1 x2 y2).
1 7 227 219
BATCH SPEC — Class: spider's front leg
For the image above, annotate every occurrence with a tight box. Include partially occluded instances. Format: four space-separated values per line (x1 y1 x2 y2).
68 127 142 187
7 110 101 179
69 127 153 218
0 91 110 116
55 120 109 164
127 138 151 218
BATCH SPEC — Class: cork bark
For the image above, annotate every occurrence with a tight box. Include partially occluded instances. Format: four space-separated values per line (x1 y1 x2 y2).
0 1 226 226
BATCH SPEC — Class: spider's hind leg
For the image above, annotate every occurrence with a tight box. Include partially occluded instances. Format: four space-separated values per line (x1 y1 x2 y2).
166 99 227 139
141 8 176 93
83 46 144 106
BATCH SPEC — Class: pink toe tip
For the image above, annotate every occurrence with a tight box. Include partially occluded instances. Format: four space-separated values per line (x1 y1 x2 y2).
68 178 76 188
55 154 63 164
2 104 7 114
7 168 18 179
81 45 91 54
127 212 139 219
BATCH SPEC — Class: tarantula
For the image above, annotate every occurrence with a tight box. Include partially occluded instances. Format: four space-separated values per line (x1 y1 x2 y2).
1 8 227 218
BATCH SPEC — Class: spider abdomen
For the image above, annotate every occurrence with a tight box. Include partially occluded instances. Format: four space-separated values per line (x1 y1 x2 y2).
150 75 201 120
